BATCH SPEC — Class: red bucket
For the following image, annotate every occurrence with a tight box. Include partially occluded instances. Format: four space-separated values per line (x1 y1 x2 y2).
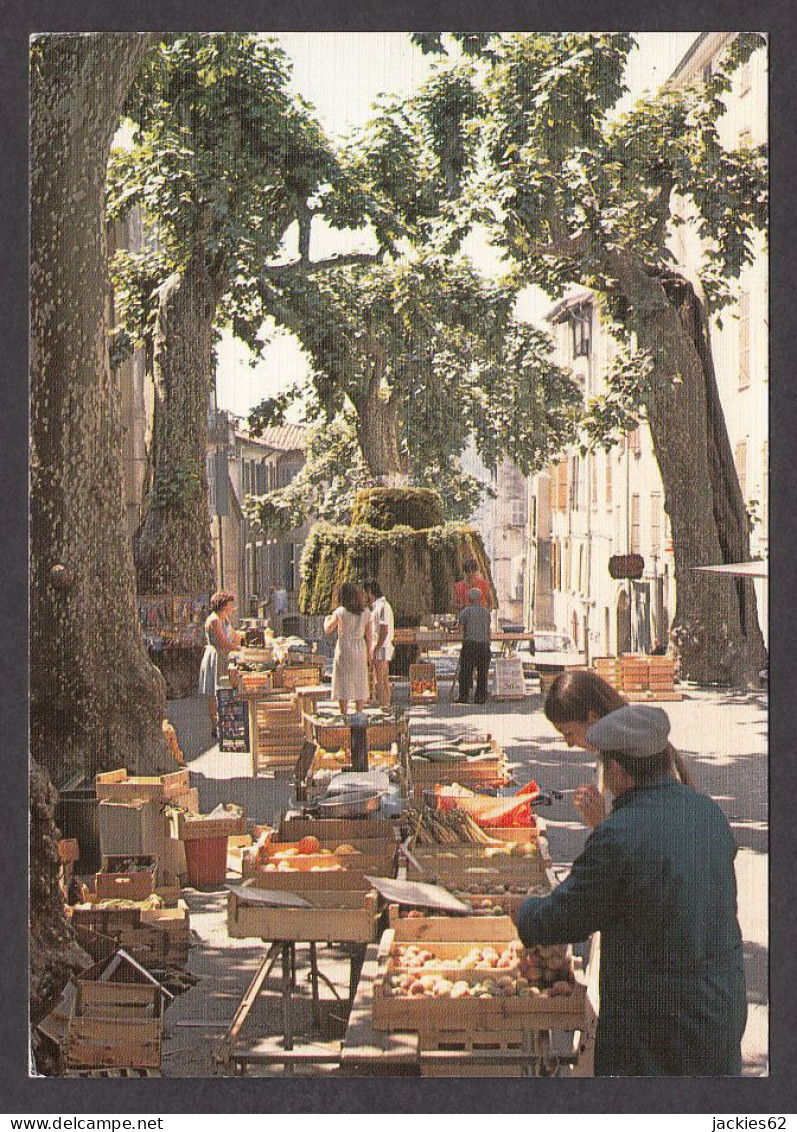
184 834 228 887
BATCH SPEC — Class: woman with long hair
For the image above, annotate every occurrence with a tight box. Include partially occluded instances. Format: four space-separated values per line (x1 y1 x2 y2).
324 582 373 716
544 668 694 827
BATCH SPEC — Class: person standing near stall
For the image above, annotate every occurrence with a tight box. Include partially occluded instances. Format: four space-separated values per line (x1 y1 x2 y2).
516 705 746 1076
364 580 395 710
324 583 373 716
198 591 244 737
453 558 492 612
456 587 492 704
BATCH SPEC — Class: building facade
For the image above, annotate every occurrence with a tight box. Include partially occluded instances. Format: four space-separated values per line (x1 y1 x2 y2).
208 414 312 633
522 33 768 657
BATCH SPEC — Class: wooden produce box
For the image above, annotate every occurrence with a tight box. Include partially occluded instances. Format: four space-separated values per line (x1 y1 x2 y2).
278 814 400 844
406 849 553 890
239 672 274 695
70 900 190 969
293 684 331 716
227 886 381 943
95 858 157 901
169 808 247 841
95 769 190 804
250 694 305 772
388 913 520 942
305 715 402 753
248 836 397 879
371 929 587 1035
66 966 163 1070
409 663 438 705
276 663 325 692
409 739 509 794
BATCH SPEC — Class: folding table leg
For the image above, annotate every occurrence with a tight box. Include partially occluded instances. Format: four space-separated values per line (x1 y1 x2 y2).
309 942 321 1028
281 943 294 1052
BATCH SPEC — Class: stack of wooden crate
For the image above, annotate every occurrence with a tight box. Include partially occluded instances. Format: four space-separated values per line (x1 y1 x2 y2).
592 655 681 701
646 656 681 701
251 693 305 773
593 656 622 690
95 768 197 882
69 900 191 970
620 654 650 694
64 954 166 1073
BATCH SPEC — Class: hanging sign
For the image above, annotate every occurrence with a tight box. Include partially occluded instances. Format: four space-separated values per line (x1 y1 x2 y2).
608 554 645 580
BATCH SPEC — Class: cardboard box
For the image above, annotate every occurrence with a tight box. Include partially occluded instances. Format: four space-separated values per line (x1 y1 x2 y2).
98 801 163 858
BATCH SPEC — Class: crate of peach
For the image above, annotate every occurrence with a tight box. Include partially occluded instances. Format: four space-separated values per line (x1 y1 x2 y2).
409 663 438 705
371 928 586 1033
388 879 553 928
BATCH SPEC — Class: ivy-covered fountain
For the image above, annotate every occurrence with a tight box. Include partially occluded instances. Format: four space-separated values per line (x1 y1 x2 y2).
299 487 495 669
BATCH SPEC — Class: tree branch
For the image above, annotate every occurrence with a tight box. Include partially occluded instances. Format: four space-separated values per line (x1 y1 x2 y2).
262 248 385 281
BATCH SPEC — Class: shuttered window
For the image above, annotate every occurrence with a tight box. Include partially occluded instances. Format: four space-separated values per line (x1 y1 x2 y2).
630 494 641 554
651 493 661 556
739 291 750 390
735 439 748 500
605 451 613 506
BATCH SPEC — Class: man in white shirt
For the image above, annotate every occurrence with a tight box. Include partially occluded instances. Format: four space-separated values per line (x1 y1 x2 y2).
364 580 395 710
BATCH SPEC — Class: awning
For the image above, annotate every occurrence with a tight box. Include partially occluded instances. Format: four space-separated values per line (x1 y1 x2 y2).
693 561 768 579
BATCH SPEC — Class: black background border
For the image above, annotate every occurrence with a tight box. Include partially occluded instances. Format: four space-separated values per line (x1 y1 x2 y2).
4 0 794 1114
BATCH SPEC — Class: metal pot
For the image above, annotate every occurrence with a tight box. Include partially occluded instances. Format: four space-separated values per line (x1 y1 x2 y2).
307 790 382 819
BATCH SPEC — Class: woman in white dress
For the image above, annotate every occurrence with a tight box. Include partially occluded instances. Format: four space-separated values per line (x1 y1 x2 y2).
324 582 372 716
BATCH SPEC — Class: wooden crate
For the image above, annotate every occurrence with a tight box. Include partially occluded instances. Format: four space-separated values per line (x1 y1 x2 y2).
409 663 438 705
372 928 587 1034
278 815 400 843
227 887 381 943
293 684 331 716
240 672 274 695
388 914 519 942
306 715 402 752
95 768 190 804
249 837 397 878
277 664 326 691
70 900 190 968
241 865 378 892
406 850 553 889
170 809 246 841
95 859 156 901
66 975 163 1070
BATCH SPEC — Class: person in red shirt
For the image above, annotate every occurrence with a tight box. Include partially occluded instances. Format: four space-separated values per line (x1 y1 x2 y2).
453 559 492 611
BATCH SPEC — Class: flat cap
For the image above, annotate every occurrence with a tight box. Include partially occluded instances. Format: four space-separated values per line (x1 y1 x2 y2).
585 705 670 758
468 587 482 600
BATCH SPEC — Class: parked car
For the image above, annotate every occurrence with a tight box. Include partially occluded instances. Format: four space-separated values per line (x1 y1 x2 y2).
515 632 584 677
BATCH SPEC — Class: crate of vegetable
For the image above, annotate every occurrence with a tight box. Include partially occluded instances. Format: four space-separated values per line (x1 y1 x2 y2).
246 832 397 879
409 737 510 793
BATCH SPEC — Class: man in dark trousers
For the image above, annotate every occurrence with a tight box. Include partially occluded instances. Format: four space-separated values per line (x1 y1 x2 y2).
456 587 492 704
516 705 747 1076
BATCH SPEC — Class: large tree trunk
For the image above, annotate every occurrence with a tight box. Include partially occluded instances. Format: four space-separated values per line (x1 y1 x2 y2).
30 32 166 1069
31 33 168 784
133 258 219 594
605 251 766 685
351 355 409 482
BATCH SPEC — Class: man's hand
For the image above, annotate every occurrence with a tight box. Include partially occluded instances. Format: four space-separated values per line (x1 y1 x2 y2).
573 784 607 829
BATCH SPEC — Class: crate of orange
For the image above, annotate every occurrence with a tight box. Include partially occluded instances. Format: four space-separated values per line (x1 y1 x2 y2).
409 663 438 705
244 832 397 882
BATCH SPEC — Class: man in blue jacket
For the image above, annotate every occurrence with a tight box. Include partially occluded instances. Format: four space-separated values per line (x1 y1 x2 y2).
516 705 746 1076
